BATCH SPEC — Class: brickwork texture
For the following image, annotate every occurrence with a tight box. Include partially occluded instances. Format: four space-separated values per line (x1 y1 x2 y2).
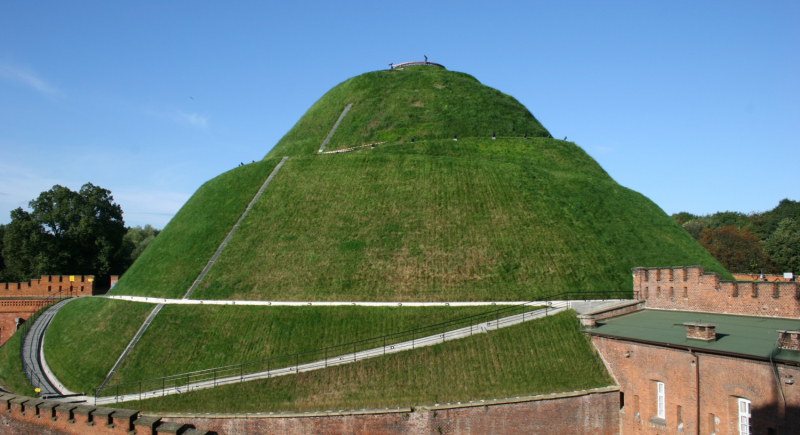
593 336 800 435
633 266 800 318
0 390 618 435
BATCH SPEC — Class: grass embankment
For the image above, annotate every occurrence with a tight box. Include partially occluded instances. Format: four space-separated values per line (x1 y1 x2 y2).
266 66 550 158
109 304 493 385
125 311 613 413
110 157 284 299
189 138 729 301
0 329 36 396
44 298 153 393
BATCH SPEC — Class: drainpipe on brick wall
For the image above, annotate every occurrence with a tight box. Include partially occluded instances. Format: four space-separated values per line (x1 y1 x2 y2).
689 349 700 435
769 340 787 413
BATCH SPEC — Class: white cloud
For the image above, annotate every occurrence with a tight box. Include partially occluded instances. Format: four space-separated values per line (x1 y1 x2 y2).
0 62 63 96
178 111 209 128
113 189 190 228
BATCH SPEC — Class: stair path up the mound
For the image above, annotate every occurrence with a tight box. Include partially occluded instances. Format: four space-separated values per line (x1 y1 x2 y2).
93 157 290 391
317 104 352 153
94 303 575 405
96 303 165 392
182 156 289 300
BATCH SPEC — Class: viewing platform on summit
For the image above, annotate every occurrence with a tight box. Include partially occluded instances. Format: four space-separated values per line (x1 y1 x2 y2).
389 57 445 69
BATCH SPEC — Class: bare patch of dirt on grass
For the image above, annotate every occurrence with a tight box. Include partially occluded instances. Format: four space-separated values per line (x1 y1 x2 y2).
411 100 424 107
433 83 445 89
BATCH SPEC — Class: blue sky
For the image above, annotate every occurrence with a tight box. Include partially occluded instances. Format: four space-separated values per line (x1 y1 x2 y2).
1 1 798 228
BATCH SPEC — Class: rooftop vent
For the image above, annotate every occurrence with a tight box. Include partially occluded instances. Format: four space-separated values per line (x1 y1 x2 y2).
684 322 717 341
778 330 800 351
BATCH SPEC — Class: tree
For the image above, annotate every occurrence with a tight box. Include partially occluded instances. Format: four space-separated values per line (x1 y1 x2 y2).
1 183 130 281
698 225 770 273
124 224 161 263
672 212 697 225
751 199 800 240
765 218 800 274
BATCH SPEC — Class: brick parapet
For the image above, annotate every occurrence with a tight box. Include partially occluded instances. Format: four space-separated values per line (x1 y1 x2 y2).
632 266 800 318
1 275 95 298
0 388 619 435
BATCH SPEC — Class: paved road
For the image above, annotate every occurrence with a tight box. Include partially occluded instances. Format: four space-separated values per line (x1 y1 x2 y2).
94 303 571 405
20 298 77 397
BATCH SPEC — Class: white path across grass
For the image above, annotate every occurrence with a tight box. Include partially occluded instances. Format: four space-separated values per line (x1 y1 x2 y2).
93 303 571 405
105 295 628 307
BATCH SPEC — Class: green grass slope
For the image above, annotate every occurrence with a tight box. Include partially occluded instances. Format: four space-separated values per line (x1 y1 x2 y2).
189 138 729 301
108 304 493 386
0 329 36 396
111 158 284 298
111 67 729 301
266 66 550 157
124 311 613 414
44 298 153 393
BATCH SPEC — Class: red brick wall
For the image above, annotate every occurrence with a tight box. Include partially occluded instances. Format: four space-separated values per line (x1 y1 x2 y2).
1 275 95 298
0 389 620 435
0 300 50 345
592 336 800 435
633 266 800 318
159 390 619 435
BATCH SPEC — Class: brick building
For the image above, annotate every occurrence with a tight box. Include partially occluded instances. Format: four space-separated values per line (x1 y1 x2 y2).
0 275 95 346
585 266 800 435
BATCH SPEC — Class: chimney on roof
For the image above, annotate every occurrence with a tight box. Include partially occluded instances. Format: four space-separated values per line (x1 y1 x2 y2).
778 330 800 351
684 322 717 341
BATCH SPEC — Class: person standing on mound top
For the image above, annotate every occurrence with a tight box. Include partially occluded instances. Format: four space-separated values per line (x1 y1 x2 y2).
424 55 428 63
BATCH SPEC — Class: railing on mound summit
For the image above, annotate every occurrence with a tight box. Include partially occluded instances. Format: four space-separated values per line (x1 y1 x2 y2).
94 291 635 402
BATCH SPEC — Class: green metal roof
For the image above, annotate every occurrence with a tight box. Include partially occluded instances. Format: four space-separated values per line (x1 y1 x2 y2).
587 309 800 364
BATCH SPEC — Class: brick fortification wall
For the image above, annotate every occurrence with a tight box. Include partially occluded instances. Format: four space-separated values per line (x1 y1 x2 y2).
593 336 800 435
0 389 619 435
633 266 800 318
1 275 95 298
0 275 95 345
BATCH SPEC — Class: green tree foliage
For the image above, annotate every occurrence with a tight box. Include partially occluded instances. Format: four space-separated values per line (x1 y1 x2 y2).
751 199 800 240
765 218 800 274
124 224 161 264
1 183 129 281
698 225 770 273
673 199 800 273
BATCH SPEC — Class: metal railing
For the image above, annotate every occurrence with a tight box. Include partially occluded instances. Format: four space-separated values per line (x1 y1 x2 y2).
19 291 70 392
95 291 634 402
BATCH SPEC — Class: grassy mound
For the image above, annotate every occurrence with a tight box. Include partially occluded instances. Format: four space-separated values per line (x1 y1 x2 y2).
267 66 550 157
124 311 613 413
45 297 499 391
44 298 153 393
110 158 284 299
110 66 728 301
189 138 728 301
0 329 36 396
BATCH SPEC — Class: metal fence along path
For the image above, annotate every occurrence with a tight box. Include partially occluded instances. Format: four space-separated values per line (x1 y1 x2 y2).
19 293 73 397
94 291 634 405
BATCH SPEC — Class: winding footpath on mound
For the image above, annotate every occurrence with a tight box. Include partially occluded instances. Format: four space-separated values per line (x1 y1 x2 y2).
95 156 290 393
93 303 569 405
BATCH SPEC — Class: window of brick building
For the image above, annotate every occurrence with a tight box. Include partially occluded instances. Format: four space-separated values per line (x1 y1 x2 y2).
683 286 688 298
656 382 665 419
709 413 716 434
634 395 640 419
738 398 751 435
676 405 683 430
